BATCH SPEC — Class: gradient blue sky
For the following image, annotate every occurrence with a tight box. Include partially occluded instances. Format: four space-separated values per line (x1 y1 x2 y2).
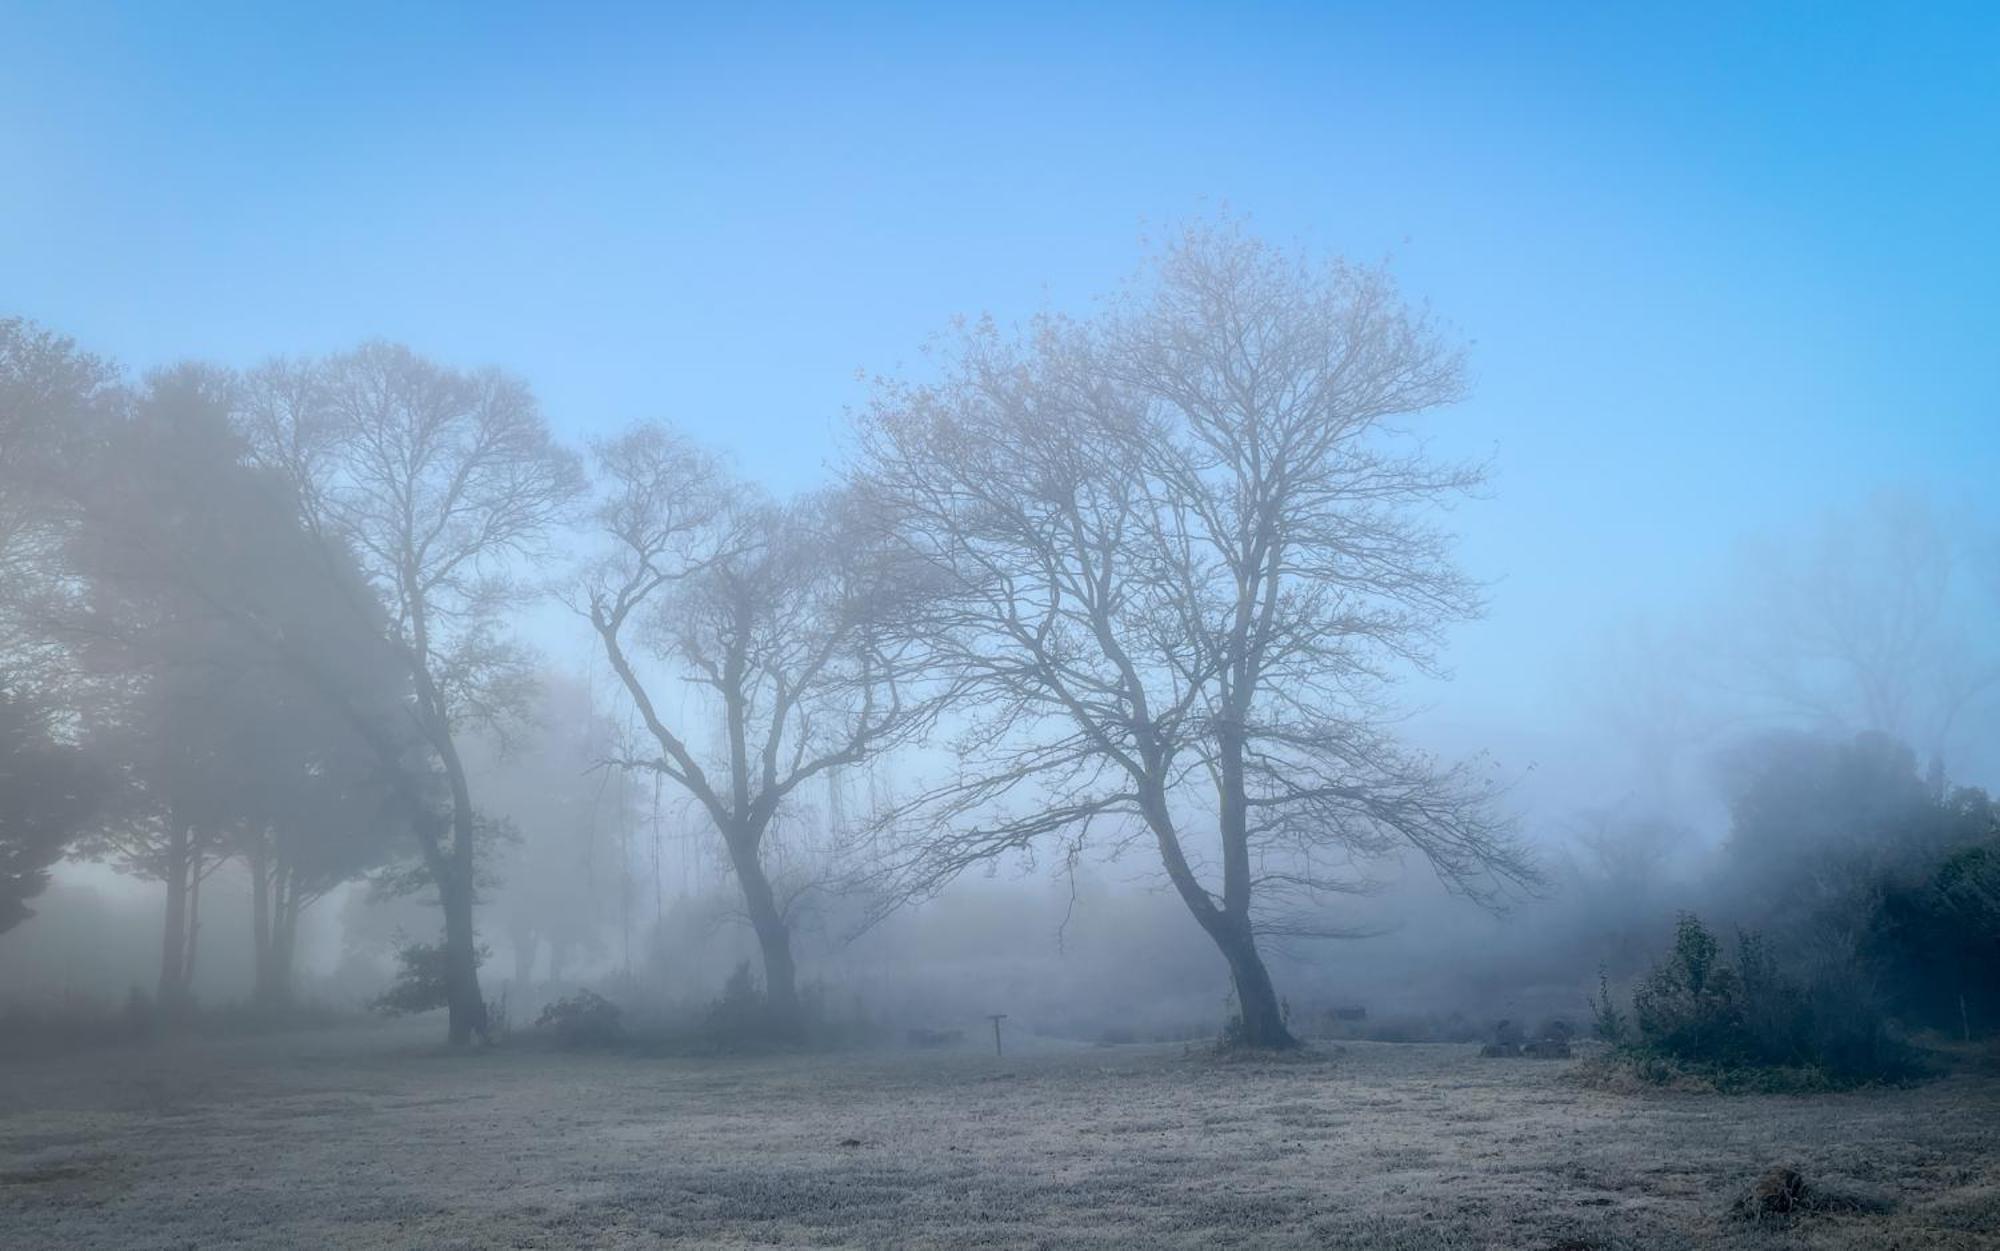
4 2 1997 759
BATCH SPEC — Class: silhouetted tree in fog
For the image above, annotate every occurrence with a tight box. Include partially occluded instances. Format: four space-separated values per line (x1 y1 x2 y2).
0 688 104 933
0 318 118 685
54 366 414 1010
1726 494 1999 773
231 683 409 1008
857 222 1535 1048
59 367 299 1010
1714 731 1974 960
582 428 927 1027
0 320 117 934
242 345 583 1044
475 672 622 994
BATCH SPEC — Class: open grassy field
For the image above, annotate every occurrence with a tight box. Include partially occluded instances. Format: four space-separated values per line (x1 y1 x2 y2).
2 1022 1996 1249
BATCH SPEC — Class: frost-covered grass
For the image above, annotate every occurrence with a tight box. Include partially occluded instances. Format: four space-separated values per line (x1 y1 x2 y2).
3 1020 1996 1248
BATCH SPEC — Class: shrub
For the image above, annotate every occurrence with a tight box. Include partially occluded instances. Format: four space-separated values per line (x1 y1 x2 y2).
485 986 511 1044
1732 930 1812 1066
1603 913 1917 1088
1592 963 1624 1039
1799 974 1915 1080
1867 837 2000 1037
534 989 623 1048
371 936 488 1017
1632 913 1752 1063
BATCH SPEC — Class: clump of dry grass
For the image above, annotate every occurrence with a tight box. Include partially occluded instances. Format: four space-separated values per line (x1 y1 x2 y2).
1728 1163 1896 1226
1736 1165 1810 1218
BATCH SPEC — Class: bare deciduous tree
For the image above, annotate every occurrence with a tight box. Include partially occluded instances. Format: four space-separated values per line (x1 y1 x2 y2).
582 426 926 1025
1725 493 2000 776
243 344 583 1044
856 223 1535 1048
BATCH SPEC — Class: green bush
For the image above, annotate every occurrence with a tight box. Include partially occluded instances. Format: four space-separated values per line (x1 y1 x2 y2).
371 935 488 1017
1591 966 1626 1043
1607 913 1917 1088
1633 914 1739 1061
1868 838 2000 1037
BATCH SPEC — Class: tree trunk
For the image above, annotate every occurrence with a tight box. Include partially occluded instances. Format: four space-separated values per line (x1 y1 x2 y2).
183 848 203 993
404 579 488 1046
272 876 299 1004
1208 718 1294 1047
249 840 275 1005
753 914 800 1026
410 801 488 1047
158 815 193 1017
257 859 300 1009
1140 783 1296 1050
425 725 488 1045
1212 916 1295 1049
725 828 799 1028
440 872 487 1046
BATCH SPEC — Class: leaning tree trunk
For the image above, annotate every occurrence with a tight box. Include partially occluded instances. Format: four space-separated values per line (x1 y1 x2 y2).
724 828 800 1029
1144 783 1298 1050
1207 725 1297 1049
1210 916 1295 1048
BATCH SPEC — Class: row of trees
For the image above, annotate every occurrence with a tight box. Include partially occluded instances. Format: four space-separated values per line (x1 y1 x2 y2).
2 224 1534 1047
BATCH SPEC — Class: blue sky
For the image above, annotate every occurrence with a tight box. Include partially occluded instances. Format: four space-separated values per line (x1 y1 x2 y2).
4 2 1997 772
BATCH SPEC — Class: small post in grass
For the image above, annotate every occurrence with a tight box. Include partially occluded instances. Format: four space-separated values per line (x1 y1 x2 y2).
987 1013 1008 1057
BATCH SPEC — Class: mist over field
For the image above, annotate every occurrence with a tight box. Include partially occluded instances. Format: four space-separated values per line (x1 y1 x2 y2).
3 5 1998 1249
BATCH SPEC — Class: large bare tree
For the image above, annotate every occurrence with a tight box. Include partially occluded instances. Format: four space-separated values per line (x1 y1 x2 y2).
856 224 1535 1047
243 344 582 1044
582 426 925 1026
